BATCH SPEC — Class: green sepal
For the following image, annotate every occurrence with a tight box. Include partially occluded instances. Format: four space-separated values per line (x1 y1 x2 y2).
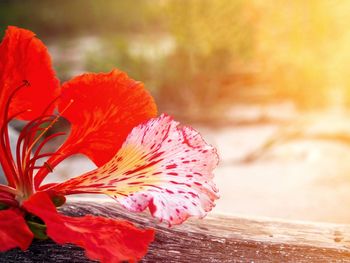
26 219 48 240
51 195 66 207
0 202 9 210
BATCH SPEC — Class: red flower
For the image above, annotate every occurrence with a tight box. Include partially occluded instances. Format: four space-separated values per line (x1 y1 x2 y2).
0 26 219 262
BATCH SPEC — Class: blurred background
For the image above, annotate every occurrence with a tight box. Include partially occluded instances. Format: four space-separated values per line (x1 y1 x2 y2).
2 0 350 223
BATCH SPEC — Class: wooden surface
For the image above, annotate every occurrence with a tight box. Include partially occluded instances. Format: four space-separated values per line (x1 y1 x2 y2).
1 200 350 262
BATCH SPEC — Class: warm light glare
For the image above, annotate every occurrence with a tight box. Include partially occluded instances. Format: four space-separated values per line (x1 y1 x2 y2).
251 0 350 109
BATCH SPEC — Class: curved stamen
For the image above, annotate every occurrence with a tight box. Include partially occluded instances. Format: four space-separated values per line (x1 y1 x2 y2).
20 120 54 163
15 115 56 196
16 115 54 176
28 132 66 182
1 108 33 178
2 80 30 124
33 100 74 189
32 132 66 159
27 153 60 169
19 117 54 162
0 184 18 196
24 153 60 187
5 109 32 126
0 80 30 187
34 151 73 189
25 116 60 158
16 99 73 196
22 99 73 166
40 95 60 116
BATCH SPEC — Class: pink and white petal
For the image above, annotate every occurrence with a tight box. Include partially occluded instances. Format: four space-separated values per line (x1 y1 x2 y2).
50 114 219 225
0 209 33 252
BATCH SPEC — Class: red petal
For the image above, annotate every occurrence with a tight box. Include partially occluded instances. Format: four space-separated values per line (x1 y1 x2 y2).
44 70 156 168
50 114 219 225
35 71 157 189
0 26 59 121
0 209 33 252
23 192 154 262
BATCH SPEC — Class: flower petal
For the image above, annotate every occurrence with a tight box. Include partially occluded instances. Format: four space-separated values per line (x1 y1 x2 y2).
50 114 219 225
0 26 59 121
49 70 156 167
0 209 33 252
23 192 155 263
35 70 157 188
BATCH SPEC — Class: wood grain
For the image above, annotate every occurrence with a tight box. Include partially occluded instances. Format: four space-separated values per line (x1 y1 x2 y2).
1 200 350 262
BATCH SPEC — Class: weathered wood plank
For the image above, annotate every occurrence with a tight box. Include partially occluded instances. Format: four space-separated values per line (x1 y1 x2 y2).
1 200 350 262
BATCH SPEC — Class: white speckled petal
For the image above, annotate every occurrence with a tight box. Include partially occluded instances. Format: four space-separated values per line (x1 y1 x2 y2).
51 114 219 225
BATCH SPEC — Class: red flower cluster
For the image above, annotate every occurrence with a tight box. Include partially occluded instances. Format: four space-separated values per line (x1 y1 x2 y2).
0 26 219 262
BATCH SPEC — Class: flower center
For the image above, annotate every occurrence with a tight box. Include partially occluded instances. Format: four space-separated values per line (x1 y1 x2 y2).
0 81 73 203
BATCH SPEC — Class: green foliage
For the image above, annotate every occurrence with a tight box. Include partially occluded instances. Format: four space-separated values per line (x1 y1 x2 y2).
0 0 163 38
157 48 233 112
84 35 159 94
0 0 257 119
1 0 346 115
83 0 255 119
159 0 254 115
165 0 253 58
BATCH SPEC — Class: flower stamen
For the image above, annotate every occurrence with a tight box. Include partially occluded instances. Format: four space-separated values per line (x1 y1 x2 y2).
13 99 74 199
0 81 30 187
